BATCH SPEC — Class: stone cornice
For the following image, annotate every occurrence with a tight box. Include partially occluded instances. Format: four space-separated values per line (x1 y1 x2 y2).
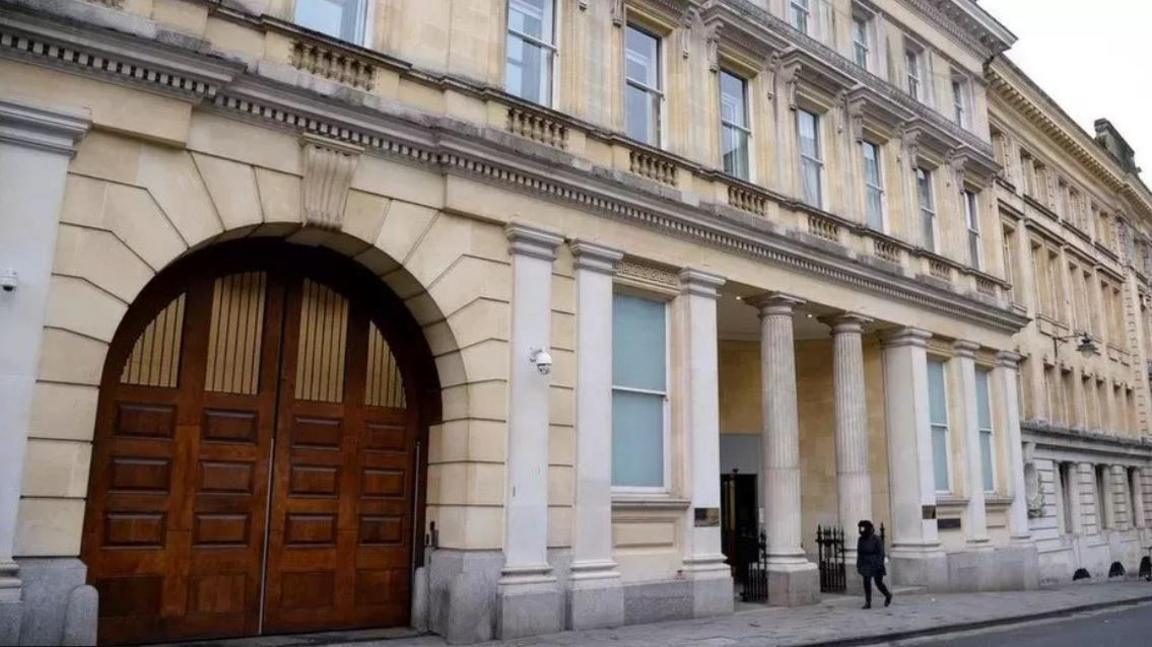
987 59 1152 223
0 97 90 155
0 0 1030 335
1022 422 1152 460
900 0 1015 58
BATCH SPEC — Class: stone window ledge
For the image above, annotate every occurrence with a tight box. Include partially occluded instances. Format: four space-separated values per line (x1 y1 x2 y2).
611 495 692 511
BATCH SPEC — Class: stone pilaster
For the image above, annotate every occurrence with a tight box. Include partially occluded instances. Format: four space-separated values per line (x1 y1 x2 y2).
0 98 89 645
994 351 1031 542
677 268 733 618
498 223 564 639
822 313 873 559
953 340 990 548
567 241 624 630
1132 468 1147 529
748 293 818 606
882 328 947 589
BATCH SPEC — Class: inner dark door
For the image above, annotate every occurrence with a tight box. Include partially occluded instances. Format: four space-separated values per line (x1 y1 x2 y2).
720 472 759 585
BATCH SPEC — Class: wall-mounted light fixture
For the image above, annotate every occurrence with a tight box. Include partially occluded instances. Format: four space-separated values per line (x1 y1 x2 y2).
1052 331 1098 360
0 268 17 293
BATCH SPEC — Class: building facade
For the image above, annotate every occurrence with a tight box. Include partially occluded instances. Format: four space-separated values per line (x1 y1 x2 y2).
0 0 1145 645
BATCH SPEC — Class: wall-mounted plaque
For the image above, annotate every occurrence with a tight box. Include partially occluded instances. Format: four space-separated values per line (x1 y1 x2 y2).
694 507 720 527
921 505 937 520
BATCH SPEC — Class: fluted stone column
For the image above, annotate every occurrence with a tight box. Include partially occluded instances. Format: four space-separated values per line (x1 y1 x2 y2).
567 241 624 629
953 341 990 548
677 269 734 618
994 351 1031 542
748 294 818 606
882 328 947 589
0 99 89 644
822 313 873 562
498 224 564 639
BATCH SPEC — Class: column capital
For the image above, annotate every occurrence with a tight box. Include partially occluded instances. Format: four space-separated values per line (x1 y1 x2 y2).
570 240 624 274
881 326 932 348
819 312 872 334
994 350 1023 368
507 223 564 261
745 292 804 316
952 339 980 359
0 98 90 157
678 268 725 298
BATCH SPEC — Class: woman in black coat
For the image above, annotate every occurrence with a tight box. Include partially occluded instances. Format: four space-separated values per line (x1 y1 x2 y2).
856 520 892 609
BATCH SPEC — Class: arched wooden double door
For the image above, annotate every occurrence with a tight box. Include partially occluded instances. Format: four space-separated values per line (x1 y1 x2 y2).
82 243 434 645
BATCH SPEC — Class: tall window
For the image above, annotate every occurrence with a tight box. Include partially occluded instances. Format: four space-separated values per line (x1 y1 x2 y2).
612 293 668 489
790 0 811 34
976 369 995 492
294 0 368 44
1058 462 1075 534
964 190 981 269
905 47 923 101
1002 225 1018 301
505 0 555 105
952 77 969 127
1129 467 1143 529
1095 465 1111 531
927 358 950 492
862 141 885 230
720 71 750 180
625 26 662 146
797 110 823 207
916 167 935 251
852 15 870 68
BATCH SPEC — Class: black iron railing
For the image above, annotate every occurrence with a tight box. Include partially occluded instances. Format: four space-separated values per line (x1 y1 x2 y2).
741 530 769 603
816 525 846 593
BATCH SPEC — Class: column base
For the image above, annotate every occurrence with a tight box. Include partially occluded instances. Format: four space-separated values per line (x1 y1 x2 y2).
0 600 21 646
496 576 562 640
890 549 948 590
766 561 819 607
567 574 623 630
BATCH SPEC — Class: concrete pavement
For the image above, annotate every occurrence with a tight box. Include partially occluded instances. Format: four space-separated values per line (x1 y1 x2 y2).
329 580 1152 647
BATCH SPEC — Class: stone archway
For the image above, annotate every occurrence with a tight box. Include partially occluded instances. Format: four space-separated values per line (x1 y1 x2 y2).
80 239 442 644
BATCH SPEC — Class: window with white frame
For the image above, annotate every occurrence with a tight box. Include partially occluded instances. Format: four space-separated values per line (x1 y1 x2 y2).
625 25 662 146
976 368 996 492
917 167 936 251
611 293 668 489
905 45 923 102
952 76 969 128
505 0 555 105
797 109 823 207
294 0 369 44
720 70 750 180
862 141 885 230
964 189 981 269
928 358 951 492
852 13 870 69
790 0 812 34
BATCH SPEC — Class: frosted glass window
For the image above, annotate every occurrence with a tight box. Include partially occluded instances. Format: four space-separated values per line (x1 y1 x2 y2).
797 110 823 207
506 0 555 105
928 359 950 491
976 369 995 492
294 0 367 44
612 293 667 488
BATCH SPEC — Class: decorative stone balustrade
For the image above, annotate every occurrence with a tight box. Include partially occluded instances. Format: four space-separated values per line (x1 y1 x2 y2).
807 213 840 243
289 40 375 91
629 149 677 186
728 184 767 216
976 276 997 296
872 238 901 264
929 258 953 282
507 106 568 150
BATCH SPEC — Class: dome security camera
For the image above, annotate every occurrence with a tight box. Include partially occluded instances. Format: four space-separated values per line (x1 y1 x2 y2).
529 348 553 376
0 268 17 293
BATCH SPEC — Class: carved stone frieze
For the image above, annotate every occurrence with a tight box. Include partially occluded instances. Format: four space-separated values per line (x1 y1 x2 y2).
300 134 363 230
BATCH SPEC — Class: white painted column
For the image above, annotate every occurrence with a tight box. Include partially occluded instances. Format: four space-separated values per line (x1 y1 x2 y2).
882 328 945 587
824 313 872 558
0 99 89 615
567 241 623 629
994 351 1030 542
677 269 731 599
499 223 563 638
1131 468 1147 529
749 293 818 605
953 341 990 548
